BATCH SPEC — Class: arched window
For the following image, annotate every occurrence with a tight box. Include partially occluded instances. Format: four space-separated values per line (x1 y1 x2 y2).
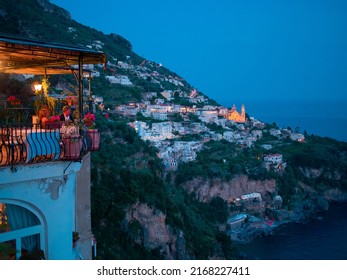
0 202 45 260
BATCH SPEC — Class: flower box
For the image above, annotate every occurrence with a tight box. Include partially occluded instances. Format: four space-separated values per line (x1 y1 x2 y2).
62 137 83 160
87 129 100 151
60 124 79 137
43 121 63 130
10 101 21 106
8 95 20 106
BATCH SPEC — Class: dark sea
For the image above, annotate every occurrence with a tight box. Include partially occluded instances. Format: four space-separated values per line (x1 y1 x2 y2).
221 99 347 142
237 203 347 260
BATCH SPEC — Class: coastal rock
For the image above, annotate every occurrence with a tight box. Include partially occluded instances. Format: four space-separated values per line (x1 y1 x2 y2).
265 208 302 222
124 203 190 259
183 175 276 203
316 197 329 211
324 188 347 202
231 221 274 243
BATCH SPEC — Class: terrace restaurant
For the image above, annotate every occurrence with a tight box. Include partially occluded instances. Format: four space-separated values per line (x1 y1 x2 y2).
0 34 106 167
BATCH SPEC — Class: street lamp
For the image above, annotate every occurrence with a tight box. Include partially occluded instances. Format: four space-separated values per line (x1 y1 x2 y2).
34 84 42 92
33 83 43 126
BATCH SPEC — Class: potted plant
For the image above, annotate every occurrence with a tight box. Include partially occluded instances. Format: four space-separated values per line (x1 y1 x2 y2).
34 78 56 119
83 112 100 151
7 95 21 106
44 115 62 129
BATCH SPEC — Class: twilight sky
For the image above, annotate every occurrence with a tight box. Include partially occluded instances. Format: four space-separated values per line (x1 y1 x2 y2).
51 0 347 105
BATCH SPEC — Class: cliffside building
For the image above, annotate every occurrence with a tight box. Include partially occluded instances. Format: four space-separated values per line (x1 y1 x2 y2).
226 104 246 123
0 35 106 260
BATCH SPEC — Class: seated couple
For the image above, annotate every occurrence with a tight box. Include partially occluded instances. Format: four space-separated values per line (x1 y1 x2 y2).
40 106 74 126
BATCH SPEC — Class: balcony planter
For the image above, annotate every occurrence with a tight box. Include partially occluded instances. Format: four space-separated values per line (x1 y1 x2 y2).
43 121 63 130
10 101 21 106
8 96 21 107
62 137 83 160
86 129 100 151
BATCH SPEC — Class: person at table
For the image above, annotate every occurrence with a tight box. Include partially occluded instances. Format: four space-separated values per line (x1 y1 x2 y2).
39 108 50 127
59 106 74 123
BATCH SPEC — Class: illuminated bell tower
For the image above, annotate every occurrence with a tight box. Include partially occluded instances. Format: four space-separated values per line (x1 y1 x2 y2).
241 104 246 121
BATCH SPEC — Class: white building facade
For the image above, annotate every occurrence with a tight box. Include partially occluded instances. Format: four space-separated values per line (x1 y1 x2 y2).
0 155 92 260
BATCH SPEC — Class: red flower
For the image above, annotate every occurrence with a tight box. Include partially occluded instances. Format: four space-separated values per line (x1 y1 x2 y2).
8 95 17 102
49 116 61 122
83 112 96 128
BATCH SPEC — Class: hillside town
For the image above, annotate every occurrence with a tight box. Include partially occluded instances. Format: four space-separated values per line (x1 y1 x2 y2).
64 40 306 174
61 38 306 172
123 100 303 172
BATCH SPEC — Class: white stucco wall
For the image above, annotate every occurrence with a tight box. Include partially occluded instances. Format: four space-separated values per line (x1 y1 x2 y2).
0 160 82 260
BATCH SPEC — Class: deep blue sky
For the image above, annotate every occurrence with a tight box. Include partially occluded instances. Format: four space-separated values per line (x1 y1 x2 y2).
51 0 347 105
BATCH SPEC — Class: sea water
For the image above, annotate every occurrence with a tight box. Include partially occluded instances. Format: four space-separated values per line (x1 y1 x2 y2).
221 99 347 142
237 203 347 260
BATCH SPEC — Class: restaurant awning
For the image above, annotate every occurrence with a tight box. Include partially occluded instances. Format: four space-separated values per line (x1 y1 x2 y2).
0 33 107 75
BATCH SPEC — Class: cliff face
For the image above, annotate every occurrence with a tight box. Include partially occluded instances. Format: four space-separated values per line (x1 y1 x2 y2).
299 168 347 202
183 175 277 203
324 188 347 201
124 203 190 260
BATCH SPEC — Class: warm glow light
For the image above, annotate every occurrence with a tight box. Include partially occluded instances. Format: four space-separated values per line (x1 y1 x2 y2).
34 84 42 91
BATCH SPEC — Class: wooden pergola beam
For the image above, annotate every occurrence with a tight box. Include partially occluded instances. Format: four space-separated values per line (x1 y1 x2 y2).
0 34 106 75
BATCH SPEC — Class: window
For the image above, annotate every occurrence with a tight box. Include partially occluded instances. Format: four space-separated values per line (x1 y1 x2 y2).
0 203 44 260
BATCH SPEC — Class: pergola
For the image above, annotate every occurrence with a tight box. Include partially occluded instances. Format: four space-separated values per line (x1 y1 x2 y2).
0 33 107 115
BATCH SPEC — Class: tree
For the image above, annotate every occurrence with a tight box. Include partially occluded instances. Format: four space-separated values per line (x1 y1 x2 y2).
174 91 180 99
171 113 183 122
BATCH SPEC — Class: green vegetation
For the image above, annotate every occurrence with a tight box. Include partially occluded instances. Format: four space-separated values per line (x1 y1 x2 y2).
206 123 227 134
175 134 347 209
92 77 142 105
273 136 347 199
176 140 265 184
91 113 237 259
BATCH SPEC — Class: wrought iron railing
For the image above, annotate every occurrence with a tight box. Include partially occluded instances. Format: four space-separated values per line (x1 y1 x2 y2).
0 125 89 167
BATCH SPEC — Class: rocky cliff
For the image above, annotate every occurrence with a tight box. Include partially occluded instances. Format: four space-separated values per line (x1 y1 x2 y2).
183 175 277 203
124 203 190 260
179 172 347 244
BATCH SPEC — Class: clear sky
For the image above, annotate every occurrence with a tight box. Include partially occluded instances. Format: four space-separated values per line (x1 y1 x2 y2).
51 0 347 104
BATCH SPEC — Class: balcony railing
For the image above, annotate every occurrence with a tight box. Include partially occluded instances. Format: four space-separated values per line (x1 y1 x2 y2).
0 125 92 167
